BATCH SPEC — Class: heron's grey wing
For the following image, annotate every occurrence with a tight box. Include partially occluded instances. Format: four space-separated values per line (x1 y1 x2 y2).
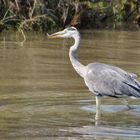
106 64 140 89
128 73 137 78
84 63 140 98
106 64 138 79
84 68 124 97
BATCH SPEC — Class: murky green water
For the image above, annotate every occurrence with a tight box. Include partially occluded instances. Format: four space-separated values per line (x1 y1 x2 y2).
0 29 140 139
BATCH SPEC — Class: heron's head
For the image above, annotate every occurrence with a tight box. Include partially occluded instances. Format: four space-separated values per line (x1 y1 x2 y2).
47 27 79 39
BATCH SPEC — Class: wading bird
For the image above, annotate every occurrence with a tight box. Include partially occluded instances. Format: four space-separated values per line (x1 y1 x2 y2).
48 27 140 120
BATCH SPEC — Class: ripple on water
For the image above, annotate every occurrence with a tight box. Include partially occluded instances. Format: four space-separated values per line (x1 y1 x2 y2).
0 30 140 139
81 105 140 115
69 125 140 138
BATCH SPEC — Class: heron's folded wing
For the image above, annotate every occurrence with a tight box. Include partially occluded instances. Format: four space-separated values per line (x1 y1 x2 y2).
84 68 125 97
84 63 140 97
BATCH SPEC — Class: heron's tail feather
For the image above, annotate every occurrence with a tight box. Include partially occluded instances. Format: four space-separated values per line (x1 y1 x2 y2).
134 79 140 88
122 81 140 98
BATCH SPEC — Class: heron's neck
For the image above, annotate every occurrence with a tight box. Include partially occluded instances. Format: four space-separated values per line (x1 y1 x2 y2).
69 34 85 77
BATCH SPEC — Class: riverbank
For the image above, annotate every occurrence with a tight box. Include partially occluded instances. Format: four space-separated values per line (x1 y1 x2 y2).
0 0 140 33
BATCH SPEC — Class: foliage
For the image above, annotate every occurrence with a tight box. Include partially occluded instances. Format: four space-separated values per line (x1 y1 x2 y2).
0 0 140 33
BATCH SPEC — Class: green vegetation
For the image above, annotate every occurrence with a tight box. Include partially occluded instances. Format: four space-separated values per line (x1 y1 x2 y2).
0 0 140 33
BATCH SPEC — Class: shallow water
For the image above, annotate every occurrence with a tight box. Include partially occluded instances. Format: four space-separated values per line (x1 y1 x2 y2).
0 29 140 139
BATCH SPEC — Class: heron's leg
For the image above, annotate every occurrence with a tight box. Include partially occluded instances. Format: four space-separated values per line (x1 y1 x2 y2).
95 96 101 122
96 96 101 110
122 98 132 109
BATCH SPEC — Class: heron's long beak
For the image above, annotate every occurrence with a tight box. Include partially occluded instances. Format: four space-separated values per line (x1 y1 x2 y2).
47 30 65 38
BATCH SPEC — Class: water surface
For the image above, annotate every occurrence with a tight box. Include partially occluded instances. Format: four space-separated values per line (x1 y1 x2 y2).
0 30 140 139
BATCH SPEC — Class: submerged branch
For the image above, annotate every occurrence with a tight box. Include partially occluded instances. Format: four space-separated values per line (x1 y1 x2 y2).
16 28 26 46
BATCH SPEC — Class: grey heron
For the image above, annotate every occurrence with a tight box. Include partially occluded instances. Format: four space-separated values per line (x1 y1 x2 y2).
48 27 140 119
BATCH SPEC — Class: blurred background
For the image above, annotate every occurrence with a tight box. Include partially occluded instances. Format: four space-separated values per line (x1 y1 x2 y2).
0 0 140 33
